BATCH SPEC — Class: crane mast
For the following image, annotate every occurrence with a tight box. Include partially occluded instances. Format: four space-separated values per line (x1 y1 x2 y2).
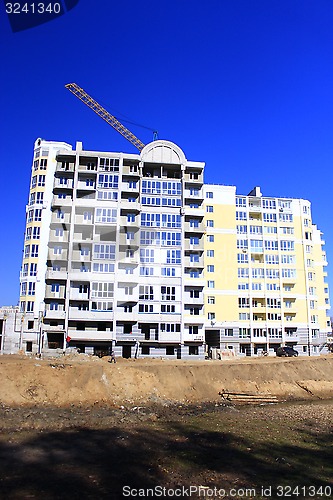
65 83 146 151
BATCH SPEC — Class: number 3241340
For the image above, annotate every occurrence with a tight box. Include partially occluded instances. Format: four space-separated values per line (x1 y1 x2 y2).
6 3 62 14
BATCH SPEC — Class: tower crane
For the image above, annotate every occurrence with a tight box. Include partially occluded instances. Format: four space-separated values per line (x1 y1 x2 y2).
65 83 150 151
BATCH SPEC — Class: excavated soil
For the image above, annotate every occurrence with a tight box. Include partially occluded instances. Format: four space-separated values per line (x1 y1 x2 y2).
0 355 332 499
0 354 332 406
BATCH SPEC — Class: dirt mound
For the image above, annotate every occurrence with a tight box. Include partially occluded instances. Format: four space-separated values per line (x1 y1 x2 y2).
0 354 332 406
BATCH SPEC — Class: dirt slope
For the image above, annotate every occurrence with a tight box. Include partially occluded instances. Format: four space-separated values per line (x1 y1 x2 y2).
0 354 332 406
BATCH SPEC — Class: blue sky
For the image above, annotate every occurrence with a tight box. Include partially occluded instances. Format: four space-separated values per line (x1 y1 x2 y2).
0 0 332 307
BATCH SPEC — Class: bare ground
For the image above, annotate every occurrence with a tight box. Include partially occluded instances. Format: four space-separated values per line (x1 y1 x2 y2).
0 355 332 499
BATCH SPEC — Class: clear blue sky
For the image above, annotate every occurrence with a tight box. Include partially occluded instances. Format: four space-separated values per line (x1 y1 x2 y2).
0 0 332 308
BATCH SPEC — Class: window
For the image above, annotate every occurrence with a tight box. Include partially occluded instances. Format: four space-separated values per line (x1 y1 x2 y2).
57 210 64 220
32 227 40 239
31 244 39 257
263 213 277 223
167 250 181 264
21 282 27 295
139 304 154 313
162 267 176 277
237 253 248 264
140 248 154 263
190 253 199 263
36 192 44 204
38 175 45 187
189 289 200 299
280 226 294 235
28 282 35 296
55 228 63 237
265 240 278 251
207 250 214 257
190 219 199 228
225 329 233 337
206 220 214 227
207 235 214 242
236 211 247 221
50 301 59 311
279 213 293 222
190 236 199 245
249 225 262 235
91 282 114 299
252 283 262 291
94 244 115 260
250 240 263 252
238 268 249 278
207 265 214 272
239 313 250 320
86 178 95 187
206 205 213 212
238 298 250 308
237 225 247 234
207 296 215 304
207 280 215 288
51 283 60 293
237 239 248 249
99 157 119 170
93 263 115 273
189 326 199 335
238 283 249 290
53 246 62 255
80 247 90 256
161 304 175 313
236 197 246 207
84 211 92 221
95 208 117 223
140 286 154 300
24 245 30 258
252 267 265 279
140 267 154 276
265 254 279 265
97 174 119 188
262 199 276 210
127 213 135 223
208 312 215 320
206 191 213 199
280 240 294 251
264 226 277 234
26 227 32 240
40 159 47 169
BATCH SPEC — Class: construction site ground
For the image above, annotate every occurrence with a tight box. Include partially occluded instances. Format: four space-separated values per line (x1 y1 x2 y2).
0 354 332 499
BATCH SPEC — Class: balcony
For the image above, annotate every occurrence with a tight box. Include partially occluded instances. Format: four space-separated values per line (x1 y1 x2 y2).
68 310 111 321
119 199 140 211
75 214 94 225
184 188 204 200
69 330 114 342
48 249 68 261
121 182 139 193
45 270 68 280
184 173 204 184
118 233 140 247
158 332 181 343
184 277 205 288
183 206 205 217
184 221 205 233
54 179 73 189
44 310 66 320
51 213 71 225
52 196 72 207
184 256 204 268
184 240 204 252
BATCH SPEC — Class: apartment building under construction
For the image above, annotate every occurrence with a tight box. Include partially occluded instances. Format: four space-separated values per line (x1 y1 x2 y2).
15 138 330 358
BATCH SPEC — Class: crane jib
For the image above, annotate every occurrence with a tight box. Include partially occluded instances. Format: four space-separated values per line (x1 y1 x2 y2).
65 83 145 151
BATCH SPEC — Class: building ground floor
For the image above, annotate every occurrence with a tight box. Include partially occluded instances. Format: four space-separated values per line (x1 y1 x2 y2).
1 308 331 358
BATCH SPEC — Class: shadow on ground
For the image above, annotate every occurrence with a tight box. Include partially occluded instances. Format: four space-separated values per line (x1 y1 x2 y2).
0 418 332 499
